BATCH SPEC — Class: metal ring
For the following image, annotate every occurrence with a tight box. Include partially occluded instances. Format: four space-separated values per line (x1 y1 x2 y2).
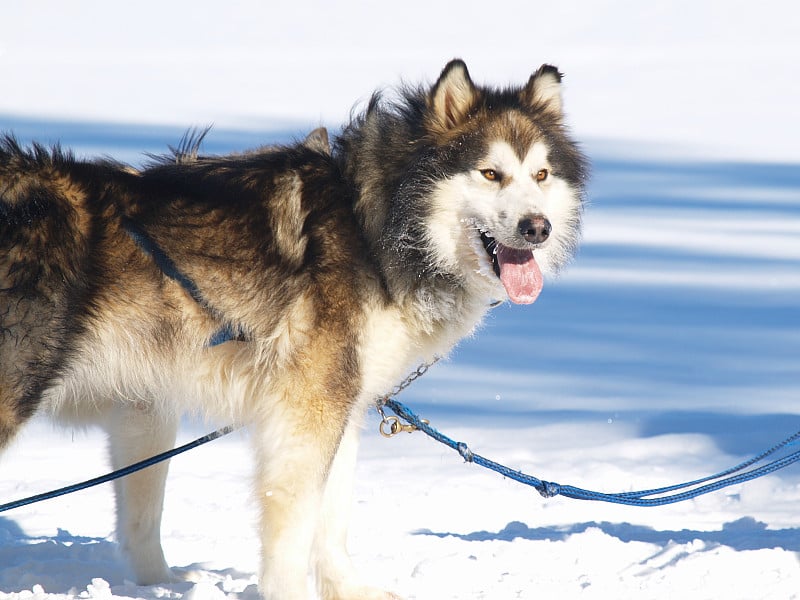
379 416 401 438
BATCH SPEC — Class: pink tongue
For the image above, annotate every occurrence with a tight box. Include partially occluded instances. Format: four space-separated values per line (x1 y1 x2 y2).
496 245 543 304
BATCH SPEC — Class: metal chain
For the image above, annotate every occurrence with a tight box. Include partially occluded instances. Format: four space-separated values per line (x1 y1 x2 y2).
376 356 440 437
374 300 503 437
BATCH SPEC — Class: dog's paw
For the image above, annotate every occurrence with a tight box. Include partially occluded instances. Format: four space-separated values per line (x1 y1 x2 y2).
321 582 404 600
362 591 403 600
130 565 184 586
344 588 404 600
165 566 202 583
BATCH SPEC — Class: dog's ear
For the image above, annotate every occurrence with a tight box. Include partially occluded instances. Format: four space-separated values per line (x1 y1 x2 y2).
303 127 330 155
521 65 563 117
429 59 478 132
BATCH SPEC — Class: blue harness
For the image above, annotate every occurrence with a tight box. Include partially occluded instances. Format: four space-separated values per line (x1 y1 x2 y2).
121 216 243 346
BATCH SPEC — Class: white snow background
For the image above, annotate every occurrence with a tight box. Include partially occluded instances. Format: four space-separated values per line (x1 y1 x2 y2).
1 1 799 598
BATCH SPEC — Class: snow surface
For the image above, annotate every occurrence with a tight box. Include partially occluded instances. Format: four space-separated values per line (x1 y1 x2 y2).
1 2 800 599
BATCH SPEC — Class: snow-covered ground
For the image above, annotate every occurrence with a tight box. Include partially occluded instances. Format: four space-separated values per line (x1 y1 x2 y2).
1 2 799 599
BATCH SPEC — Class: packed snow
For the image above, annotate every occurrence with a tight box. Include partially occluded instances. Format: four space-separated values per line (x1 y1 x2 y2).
1 1 799 599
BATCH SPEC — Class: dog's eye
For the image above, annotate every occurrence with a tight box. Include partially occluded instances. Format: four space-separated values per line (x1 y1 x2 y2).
535 169 549 182
480 169 500 182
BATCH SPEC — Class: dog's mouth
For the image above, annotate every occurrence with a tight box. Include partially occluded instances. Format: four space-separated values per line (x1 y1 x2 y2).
478 230 543 305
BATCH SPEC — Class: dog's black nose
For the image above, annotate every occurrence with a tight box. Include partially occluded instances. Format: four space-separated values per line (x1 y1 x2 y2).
519 216 551 244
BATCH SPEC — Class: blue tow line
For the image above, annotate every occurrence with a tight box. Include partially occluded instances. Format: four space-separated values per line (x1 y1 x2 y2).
381 398 800 507
0 427 234 514
3 400 798 513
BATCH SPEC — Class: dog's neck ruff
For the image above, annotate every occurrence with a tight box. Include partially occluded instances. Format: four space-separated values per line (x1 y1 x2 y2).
120 216 242 346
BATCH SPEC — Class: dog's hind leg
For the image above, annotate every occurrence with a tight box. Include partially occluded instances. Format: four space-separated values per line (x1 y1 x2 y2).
0 394 23 450
104 401 179 585
0 334 56 450
0 137 101 449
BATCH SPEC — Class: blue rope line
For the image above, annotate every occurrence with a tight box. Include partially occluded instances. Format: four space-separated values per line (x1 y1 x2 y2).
382 398 800 507
6 397 797 513
0 426 234 514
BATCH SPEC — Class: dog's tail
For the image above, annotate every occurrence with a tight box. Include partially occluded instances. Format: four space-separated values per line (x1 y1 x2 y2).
0 135 101 446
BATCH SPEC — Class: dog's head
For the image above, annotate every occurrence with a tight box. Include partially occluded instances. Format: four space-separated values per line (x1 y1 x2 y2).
342 60 587 308
419 59 587 305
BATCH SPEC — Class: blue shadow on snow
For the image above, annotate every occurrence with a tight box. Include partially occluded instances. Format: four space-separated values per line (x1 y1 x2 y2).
415 516 800 552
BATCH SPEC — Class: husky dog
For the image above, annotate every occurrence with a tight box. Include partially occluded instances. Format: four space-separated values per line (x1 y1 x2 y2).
0 60 587 599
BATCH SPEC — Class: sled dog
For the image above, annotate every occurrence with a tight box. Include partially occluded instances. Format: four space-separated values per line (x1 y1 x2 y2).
0 60 587 599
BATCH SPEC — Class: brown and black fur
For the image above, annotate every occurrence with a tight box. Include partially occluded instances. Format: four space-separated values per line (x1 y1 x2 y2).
0 132 364 439
0 132 378 597
0 60 587 599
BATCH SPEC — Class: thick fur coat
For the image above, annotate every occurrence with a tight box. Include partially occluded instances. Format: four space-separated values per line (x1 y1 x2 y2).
0 60 587 599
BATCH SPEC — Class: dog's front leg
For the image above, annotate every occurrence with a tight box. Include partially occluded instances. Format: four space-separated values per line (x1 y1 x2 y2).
253 404 347 600
314 415 403 600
